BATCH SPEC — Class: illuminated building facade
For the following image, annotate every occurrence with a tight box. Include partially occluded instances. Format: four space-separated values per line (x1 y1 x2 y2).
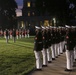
17 0 54 30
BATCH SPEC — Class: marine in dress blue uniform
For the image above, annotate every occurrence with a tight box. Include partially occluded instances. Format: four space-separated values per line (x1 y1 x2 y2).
41 26 48 66
65 25 74 71
46 27 52 63
34 26 43 70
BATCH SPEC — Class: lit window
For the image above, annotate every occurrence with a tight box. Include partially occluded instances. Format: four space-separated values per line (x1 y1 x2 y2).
28 12 30 16
27 2 31 7
21 21 24 28
44 20 49 26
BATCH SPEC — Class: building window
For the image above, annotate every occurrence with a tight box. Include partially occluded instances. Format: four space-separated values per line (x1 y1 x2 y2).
32 12 35 16
28 12 30 16
32 3 35 7
44 20 49 26
27 2 31 7
20 21 24 28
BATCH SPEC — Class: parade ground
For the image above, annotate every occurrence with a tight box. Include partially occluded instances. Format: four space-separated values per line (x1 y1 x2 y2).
0 36 35 75
0 36 76 75
29 53 76 75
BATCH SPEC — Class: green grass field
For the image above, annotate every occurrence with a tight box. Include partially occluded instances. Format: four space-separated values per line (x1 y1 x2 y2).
0 36 35 75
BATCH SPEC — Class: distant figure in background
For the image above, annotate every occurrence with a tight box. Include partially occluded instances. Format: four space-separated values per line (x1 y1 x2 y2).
4 30 6 38
16 29 19 39
25 29 27 38
5 29 9 43
10 29 13 39
19 29 22 39
27 29 30 38
1 29 4 36
22 30 24 38
23 30 25 38
8 29 10 39
0 30 1 36
12 29 16 43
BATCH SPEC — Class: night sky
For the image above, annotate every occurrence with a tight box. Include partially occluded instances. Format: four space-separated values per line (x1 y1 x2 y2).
15 0 23 16
15 0 23 9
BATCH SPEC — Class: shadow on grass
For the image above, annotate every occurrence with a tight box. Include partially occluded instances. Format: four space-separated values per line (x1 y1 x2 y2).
8 42 33 49
17 37 34 43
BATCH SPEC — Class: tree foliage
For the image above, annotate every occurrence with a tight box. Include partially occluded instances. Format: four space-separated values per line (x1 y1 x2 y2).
0 0 17 29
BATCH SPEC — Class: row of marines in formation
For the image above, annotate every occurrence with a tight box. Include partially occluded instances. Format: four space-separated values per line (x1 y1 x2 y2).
0 29 30 39
34 25 76 71
0 29 30 43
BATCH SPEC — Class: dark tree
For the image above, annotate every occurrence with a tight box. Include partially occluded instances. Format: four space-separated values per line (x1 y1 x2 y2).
0 0 17 29
35 0 76 26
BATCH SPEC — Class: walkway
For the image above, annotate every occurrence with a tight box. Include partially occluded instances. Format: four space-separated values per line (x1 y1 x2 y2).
29 53 76 75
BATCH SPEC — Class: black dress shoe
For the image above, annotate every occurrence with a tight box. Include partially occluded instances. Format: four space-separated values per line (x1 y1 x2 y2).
35 69 42 71
48 61 52 63
65 69 72 71
60 53 63 54
42 65 47 67
52 58 55 60
56 56 58 58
